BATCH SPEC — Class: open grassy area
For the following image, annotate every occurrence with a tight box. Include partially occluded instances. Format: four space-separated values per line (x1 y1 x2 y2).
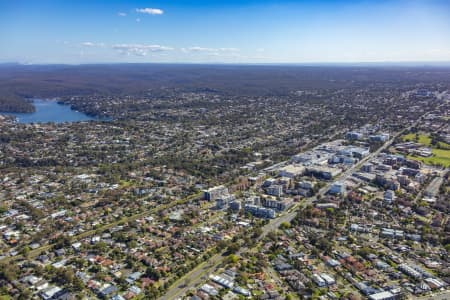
402 133 450 150
402 133 450 167
407 149 450 168
402 133 432 145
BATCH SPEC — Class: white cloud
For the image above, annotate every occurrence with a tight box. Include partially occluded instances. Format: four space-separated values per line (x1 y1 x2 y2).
136 8 164 15
82 42 95 47
118 12 127 17
179 47 243 60
218 48 240 52
185 47 215 52
112 44 174 56
81 42 105 47
182 47 240 53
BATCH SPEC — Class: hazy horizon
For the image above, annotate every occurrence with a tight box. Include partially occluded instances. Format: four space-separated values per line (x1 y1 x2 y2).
2 61 450 68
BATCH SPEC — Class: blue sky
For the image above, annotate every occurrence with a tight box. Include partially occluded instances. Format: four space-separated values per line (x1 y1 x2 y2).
1 0 449 64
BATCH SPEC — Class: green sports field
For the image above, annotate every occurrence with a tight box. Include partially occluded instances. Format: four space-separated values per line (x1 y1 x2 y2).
402 133 450 167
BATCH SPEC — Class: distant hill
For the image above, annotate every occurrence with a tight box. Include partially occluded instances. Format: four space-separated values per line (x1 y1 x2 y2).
1 64 450 112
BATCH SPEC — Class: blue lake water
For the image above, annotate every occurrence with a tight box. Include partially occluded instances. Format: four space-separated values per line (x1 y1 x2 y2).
2 99 106 124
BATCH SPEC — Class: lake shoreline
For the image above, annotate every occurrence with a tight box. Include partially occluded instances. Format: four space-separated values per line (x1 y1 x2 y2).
0 99 110 124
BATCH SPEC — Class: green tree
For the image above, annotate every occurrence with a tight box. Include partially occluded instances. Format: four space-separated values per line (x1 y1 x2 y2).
227 242 240 254
21 245 30 257
228 254 239 264
280 221 291 230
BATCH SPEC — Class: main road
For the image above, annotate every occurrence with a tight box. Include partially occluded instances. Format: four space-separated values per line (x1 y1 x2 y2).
160 108 439 300
160 129 405 299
